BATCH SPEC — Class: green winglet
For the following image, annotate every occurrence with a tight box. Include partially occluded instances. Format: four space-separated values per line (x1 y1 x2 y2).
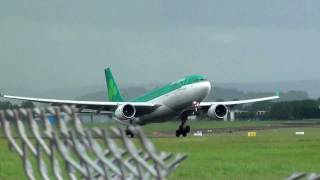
104 68 124 102
276 91 280 97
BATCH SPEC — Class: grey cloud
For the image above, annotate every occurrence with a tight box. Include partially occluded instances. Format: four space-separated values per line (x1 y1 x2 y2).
0 0 320 94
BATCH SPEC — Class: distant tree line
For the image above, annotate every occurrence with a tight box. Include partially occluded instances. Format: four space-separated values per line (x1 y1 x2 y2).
0 101 35 110
1 98 320 120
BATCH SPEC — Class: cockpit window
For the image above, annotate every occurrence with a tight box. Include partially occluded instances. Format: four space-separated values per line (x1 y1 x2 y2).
199 78 206 81
185 75 207 84
193 78 207 82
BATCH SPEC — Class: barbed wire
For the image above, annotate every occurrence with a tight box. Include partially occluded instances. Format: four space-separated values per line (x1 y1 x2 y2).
0 105 187 180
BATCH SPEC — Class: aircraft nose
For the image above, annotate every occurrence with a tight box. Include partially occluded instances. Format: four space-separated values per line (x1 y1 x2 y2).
202 80 211 97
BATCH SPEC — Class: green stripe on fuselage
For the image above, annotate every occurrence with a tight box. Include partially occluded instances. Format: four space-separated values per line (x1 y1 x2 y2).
130 75 207 102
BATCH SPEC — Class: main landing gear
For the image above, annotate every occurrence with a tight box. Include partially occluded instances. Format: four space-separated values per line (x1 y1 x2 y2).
125 118 135 138
126 128 135 138
176 114 191 137
176 101 200 137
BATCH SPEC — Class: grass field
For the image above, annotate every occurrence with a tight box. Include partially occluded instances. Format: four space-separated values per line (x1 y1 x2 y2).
0 121 320 179
156 127 320 179
85 120 291 134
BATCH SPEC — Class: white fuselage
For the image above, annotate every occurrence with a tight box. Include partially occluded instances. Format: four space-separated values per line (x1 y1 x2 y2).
136 81 211 125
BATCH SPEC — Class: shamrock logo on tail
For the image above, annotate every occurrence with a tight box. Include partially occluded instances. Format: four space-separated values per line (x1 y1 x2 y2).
108 79 118 100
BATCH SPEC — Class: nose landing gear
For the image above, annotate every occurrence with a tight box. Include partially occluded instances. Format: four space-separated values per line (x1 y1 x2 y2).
192 101 200 115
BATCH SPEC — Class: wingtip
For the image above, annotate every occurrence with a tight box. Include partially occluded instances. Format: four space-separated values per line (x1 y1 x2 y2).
275 91 280 98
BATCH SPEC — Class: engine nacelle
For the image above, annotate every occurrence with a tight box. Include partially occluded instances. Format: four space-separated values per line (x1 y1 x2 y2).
115 104 136 120
207 104 228 119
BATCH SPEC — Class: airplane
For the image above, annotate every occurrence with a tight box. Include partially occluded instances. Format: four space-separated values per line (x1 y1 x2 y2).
1 68 279 137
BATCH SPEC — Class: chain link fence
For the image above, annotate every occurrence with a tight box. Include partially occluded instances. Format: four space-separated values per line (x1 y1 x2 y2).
0 106 187 180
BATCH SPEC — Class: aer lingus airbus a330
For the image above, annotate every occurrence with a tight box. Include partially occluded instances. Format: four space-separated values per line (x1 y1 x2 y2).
1 68 279 137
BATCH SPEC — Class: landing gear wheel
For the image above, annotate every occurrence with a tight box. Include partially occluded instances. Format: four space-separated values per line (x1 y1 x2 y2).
176 129 187 137
126 129 134 138
182 130 187 137
176 130 181 137
186 126 190 133
176 128 190 137
176 114 191 137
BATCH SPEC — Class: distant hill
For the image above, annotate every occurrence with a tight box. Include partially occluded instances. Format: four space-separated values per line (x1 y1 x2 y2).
76 86 149 101
2 80 317 102
76 85 309 102
208 87 308 101
217 80 320 98
43 80 320 101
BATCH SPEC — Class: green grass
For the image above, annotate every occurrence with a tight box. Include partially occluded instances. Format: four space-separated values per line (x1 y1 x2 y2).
0 140 26 179
85 120 286 133
154 127 320 180
142 120 280 133
0 121 319 179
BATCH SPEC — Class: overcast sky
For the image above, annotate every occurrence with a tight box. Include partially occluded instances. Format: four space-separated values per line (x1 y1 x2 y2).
1 0 320 93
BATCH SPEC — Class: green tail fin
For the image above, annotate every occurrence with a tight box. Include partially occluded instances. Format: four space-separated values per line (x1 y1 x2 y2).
105 68 124 102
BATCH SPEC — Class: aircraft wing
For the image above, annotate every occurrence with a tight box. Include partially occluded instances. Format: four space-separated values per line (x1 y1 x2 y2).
199 95 280 107
0 94 159 113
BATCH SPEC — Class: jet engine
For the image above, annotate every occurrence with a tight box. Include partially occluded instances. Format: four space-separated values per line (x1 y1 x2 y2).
207 104 228 119
115 104 136 120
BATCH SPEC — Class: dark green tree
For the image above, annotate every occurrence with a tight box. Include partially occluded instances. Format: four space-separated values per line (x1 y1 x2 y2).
21 101 35 108
0 101 13 110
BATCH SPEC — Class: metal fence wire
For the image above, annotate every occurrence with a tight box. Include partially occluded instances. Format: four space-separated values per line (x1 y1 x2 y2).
286 173 320 180
0 106 187 180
